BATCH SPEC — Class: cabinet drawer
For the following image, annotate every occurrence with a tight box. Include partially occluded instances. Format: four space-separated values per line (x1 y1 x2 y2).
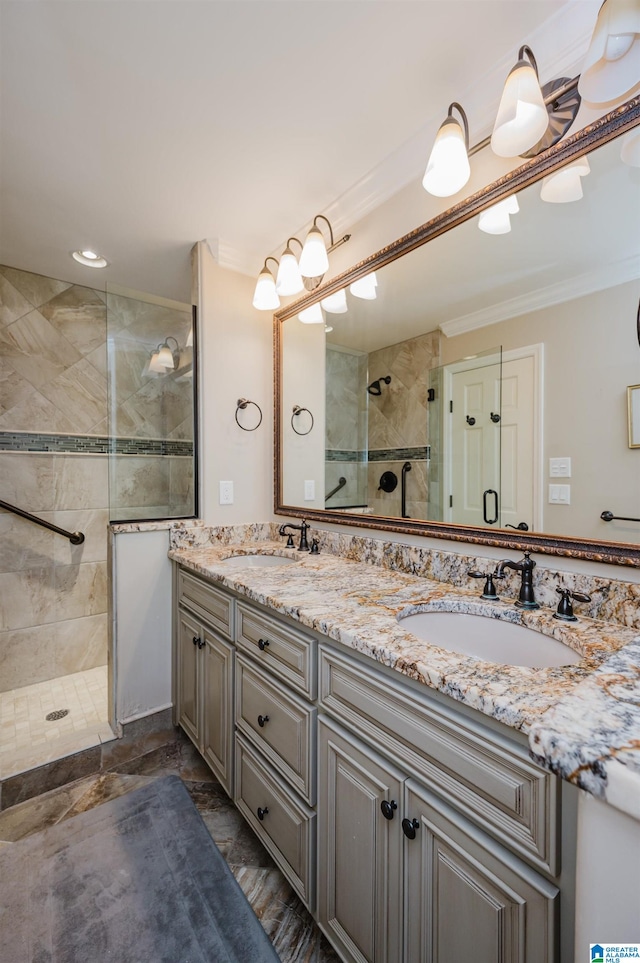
235 734 316 908
236 655 316 805
319 645 559 874
236 602 316 699
178 570 234 640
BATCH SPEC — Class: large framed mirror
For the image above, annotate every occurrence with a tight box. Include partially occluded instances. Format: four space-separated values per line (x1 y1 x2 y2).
275 98 640 566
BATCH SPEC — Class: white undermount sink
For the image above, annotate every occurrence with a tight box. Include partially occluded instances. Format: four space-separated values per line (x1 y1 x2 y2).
218 553 298 569
398 610 582 668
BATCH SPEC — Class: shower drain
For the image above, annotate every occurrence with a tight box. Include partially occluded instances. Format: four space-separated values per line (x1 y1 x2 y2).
46 709 69 722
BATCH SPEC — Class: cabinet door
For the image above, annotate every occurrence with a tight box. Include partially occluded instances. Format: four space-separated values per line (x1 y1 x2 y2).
318 717 403 963
177 608 201 745
201 626 235 796
404 779 558 963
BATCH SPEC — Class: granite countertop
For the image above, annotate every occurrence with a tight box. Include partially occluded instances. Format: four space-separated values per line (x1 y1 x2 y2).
169 539 640 820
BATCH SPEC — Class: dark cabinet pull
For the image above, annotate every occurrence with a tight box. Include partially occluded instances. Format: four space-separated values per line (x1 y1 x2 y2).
490 412 501 423
380 799 397 820
466 415 476 426
192 636 200 647
402 817 420 840
257 714 270 728
258 638 270 651
257 806 269 821
483 488 499 525
198 637 205 649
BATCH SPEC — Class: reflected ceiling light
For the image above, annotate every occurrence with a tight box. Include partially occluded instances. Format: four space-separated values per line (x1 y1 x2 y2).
540 157 591 202
621 126 640 166
349 272 378 300
491 45 549 157
579 0 640 105
321 288 348 313
324 324 334 333
148 336 180 373
186 327 193 348
422 102 471 197
478 195 520 234
71 249 108 268
252 257 280 311
298 303 324 324
275 238 304 296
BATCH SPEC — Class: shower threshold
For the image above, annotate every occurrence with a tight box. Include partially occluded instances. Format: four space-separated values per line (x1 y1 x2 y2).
0 666 114 781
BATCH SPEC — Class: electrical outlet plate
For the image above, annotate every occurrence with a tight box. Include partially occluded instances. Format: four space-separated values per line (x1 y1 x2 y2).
304 480 315 501
219 480 234 505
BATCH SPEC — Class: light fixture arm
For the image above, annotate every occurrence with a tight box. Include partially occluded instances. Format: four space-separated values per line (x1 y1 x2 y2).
518 44 539 76
312 214 335 247
264 256 279 272
448 102 470 149
286 237 304 254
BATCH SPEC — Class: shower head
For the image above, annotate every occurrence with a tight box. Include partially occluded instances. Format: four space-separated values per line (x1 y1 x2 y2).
367 375 391 396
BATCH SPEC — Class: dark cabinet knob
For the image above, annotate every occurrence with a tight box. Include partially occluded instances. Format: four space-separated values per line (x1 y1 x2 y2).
257 714 270 728
198 637 205 649
380 799 397 820
258 638 270 651
192 636 200 647
257 806 269 821
402 817 420 840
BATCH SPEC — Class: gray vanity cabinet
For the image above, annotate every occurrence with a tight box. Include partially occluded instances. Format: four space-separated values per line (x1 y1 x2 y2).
176 571 235 796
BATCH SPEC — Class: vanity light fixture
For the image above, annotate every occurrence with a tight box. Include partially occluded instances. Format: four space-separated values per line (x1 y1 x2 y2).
349 272 378 300
422 103 471 197
620 126 640 166
491 46 549 157
298 303 324 324
71 249 108 268
253 257 280 311
299 215 332 278
321 288 348 313
478 195 520 234
579 0 640 105
149 336 180 373
276 238 304 296
540 157 591 202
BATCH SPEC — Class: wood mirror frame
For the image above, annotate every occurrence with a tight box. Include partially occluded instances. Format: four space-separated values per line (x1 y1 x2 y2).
274 97 640 567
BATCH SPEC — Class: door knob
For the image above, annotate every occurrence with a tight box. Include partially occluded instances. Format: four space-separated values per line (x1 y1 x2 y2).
257 714 270 728
402 817 420 840
257 806 269 821
380 799 397 820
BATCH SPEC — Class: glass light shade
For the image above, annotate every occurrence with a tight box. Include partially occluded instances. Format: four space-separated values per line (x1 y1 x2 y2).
540 158 591 203
149 351 167 373
252 265 280 311
349 272 378 300
621 127 640 166
321 289 348 313
186 328 193 347
578 0 640 104
478 196 520 234
298 225 329 277
422 116 471 197
156 343 175 369
275 247 304 296
298 303 324 324
491 60 549 157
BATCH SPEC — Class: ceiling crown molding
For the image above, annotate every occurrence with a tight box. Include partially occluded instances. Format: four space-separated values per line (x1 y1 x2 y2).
440 254 640 339
205 237 256 278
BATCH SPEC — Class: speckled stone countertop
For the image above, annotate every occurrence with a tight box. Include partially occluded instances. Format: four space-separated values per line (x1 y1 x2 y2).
168 531 640 820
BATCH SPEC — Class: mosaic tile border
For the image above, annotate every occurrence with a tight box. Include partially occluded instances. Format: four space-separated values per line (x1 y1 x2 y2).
0 431 193 457
325 446 430 463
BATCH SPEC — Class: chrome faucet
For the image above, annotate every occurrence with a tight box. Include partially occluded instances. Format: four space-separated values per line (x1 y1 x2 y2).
494 551 539 609
278 520 310 551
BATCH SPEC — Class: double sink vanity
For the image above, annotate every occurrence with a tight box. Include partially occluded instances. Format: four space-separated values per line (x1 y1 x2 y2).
169 520 640 963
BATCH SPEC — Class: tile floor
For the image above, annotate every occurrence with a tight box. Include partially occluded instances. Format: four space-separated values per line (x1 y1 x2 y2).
0 731 341 963
0 665 111 779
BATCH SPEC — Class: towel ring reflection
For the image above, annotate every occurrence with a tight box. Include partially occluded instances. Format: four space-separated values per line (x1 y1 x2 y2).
291 405 314 436
235 398 263 432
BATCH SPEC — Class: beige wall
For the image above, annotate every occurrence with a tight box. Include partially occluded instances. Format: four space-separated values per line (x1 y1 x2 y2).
442 280 639 543
196 243 274 524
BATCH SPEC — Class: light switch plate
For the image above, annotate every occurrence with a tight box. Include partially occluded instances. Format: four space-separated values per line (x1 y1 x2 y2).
549 484 571 505
549 457 572 477
219 480 234 505
304 480 315 501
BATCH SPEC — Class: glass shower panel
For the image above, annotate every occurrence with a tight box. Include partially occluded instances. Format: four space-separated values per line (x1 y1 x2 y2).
106 289 196 521
325 346 369 510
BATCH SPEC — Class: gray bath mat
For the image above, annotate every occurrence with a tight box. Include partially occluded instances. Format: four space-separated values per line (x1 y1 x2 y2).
0 774 281 963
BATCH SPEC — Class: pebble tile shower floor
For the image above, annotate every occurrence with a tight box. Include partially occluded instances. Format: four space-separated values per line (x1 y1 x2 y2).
0 665 111 778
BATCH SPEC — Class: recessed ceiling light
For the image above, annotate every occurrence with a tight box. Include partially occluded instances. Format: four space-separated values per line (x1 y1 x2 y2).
72 250 108 268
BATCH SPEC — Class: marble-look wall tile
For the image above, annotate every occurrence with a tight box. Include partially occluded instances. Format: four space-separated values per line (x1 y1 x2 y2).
0 614 107 692
0 266 72 310
0 309 82 389
39 358 108 433
48 509 110 565
169 458 194 516
53 561 108 623
39 285 106 357
326 348 367 452
324 461 367 510
117 377 193 439
0 385 76 433
52 454 109 510
0 567 54 631
0 452 55 510
0 357 37 416
0 274 33 328
109 455 169 512
0 511 55 574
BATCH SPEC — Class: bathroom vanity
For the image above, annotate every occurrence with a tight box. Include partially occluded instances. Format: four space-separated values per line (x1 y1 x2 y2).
169 524 639 963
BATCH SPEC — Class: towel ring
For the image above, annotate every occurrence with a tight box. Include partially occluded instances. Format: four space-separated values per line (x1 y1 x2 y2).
291 405 314 436
235 398 263 432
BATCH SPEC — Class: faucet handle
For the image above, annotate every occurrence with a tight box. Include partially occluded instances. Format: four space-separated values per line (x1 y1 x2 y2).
553 587 592 622
468 569 502 601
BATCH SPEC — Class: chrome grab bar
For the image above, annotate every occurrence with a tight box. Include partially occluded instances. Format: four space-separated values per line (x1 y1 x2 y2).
0 498 85 544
